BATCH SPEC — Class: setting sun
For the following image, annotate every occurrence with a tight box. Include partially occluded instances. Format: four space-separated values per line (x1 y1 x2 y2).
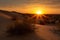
30 9 47 22
36 10 43 15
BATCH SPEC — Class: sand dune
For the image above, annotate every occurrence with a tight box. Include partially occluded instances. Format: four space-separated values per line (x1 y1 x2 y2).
0 12 60 40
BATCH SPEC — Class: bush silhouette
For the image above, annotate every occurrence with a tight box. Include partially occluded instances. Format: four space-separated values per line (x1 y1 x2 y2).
6 19 34 36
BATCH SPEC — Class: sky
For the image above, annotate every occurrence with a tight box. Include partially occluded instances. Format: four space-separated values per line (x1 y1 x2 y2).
0 0 60 14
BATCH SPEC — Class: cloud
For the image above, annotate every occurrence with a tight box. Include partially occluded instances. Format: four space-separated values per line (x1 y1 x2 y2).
0 0 60 6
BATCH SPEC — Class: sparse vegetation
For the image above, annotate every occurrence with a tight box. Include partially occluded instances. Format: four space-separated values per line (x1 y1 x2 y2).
50 26 60 36
6 17 35 36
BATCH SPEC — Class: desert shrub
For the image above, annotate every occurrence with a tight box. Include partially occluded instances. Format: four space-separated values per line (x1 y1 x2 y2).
6 20 35 36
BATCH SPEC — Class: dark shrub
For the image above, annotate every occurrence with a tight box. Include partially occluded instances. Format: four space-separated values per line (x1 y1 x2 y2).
6 20 34 36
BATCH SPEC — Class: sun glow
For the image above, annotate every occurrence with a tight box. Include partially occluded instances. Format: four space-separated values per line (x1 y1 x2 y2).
28 9 48 24
36 10 43 15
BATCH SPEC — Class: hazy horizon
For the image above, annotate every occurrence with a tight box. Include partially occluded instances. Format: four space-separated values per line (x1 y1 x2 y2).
0 0 60 14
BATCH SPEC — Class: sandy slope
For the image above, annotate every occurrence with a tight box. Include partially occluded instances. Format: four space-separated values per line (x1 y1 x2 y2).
34 24 60 40
0 12 60 40
0 23 60 40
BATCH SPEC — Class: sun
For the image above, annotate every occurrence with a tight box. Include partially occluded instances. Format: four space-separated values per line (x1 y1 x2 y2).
28 9 48 24
36 10 43 15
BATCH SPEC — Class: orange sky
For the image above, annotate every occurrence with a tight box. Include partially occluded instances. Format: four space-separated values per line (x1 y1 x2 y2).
0 0 60 14
1 4 60 14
